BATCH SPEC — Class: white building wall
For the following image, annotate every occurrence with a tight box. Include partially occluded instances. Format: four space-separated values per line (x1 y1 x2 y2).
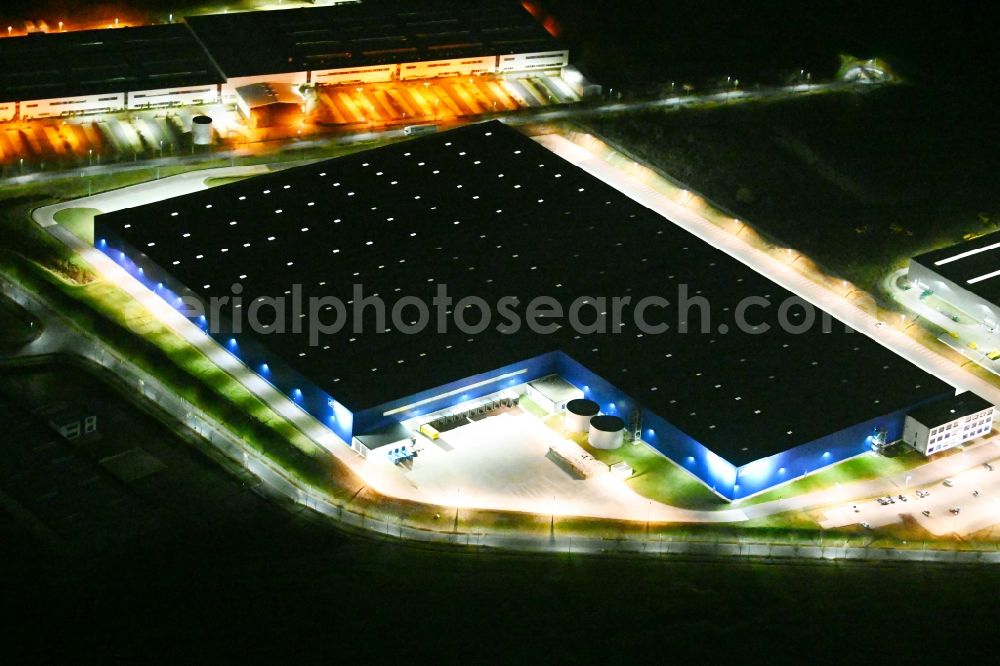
313 64 396 85
223 72 308 101
902 415 930 454
525 384 556 413
14 82 220 120
20 92 125 119
399 55 496 80
127 84 220 110
564 410 591 432
910 406 995 456
497 50 569 73
350 437 370 459
0 102 16 123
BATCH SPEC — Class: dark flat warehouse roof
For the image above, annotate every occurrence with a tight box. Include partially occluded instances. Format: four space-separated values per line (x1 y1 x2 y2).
0 25 224 104
97 121 950 466
184 0 561 78
913 230 1000 306
908 392 993 429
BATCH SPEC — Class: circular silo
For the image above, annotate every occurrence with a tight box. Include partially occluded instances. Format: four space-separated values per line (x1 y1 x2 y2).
564 398 600 432
191 115 213 145
588 415 625 450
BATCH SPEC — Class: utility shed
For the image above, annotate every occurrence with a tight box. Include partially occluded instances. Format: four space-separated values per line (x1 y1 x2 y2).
525 375 584 414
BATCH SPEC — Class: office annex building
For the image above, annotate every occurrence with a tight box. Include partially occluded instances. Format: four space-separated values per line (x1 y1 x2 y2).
95 121 956 501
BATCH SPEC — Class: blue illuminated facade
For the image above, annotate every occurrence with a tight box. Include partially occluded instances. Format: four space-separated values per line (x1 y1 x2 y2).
95 224 949 502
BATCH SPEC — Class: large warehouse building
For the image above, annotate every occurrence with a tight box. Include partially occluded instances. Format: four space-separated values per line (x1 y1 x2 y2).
94 121 954 501
0 1 568 122
0 24 224 122
909 231 1000 332
184 0 568 97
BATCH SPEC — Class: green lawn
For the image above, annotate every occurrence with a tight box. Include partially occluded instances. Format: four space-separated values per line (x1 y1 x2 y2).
53 207 101 245
539 411 939 513
0 295 38 347
736 446 934 507
204 176 253 188
517 395 549 419
69 278 324 455
542 415 727 511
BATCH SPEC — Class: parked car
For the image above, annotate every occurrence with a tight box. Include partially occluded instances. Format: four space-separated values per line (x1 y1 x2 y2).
943 478 954 487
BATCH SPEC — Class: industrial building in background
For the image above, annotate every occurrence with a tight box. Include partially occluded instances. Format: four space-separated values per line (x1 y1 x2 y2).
0 24 224 121
0 0 572 123
94 121 959 501
908 230 1000 333
183 1 570 99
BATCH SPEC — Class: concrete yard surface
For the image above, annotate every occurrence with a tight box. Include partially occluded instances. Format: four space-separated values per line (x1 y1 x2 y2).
378 411 747 523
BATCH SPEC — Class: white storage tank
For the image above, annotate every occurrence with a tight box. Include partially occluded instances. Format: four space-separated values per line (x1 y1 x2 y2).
564 398 599 433
588 415 625 450
191 114 213 145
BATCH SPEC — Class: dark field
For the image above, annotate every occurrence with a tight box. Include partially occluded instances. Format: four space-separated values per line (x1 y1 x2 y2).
583 84 1000 292
544 0 993 91
0 365 997 661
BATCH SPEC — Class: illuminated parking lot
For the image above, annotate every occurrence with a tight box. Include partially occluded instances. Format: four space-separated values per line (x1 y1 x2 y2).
310 74 579 127
0 105 241 170
819 438 1000 536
